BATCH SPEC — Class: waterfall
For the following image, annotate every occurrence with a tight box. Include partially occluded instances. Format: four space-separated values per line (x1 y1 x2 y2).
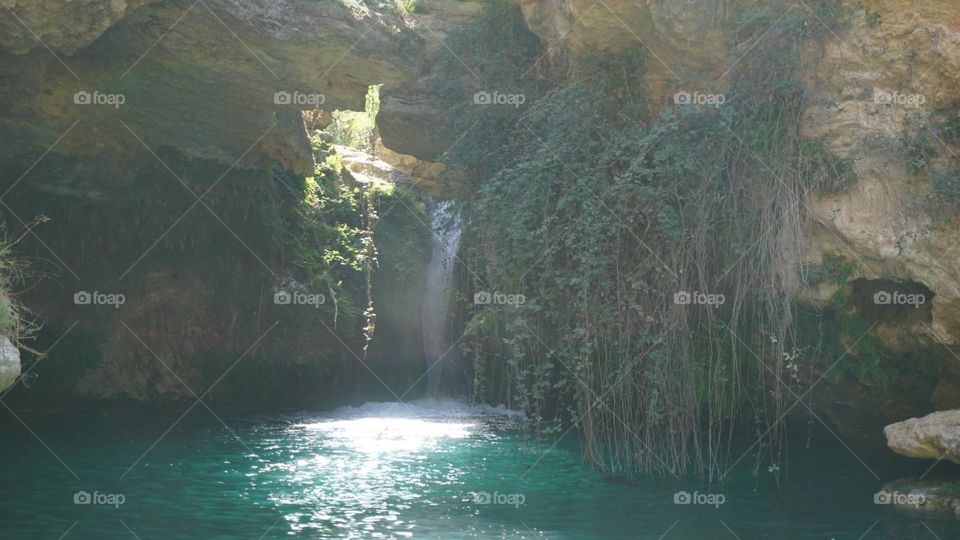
422 200 462 399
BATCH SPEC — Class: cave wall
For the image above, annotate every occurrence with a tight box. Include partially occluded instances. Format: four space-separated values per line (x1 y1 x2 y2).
0 0 462 407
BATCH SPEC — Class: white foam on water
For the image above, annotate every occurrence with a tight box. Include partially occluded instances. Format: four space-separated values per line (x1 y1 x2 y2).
283 400 523 454
326 399 526 420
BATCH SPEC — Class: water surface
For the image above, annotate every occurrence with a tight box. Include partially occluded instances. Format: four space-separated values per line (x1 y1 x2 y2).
1 400 958 539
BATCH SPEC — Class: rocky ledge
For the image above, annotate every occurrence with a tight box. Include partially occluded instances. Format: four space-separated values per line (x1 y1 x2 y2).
879 478 960 517
885 410 960 464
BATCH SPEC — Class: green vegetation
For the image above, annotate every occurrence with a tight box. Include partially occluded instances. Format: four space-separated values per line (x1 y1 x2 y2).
940 482 960 498
801 252 857 289
0 218 45 346
0 260 20 340
273 132 428 341
897 115 960 211
822 252 857 284
393 0 421 15
203 133 429 405
436 0 546 182
328 85 381 153
812 308 938 393
940 112 960 144
438 0 855 477
283 139 368 288
831 312 902 389
900 126 936 175
793 272 940 394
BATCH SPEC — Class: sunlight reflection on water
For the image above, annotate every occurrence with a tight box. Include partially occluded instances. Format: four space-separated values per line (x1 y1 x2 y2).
299 417 475 454
258 401 519 536
1 401 958 538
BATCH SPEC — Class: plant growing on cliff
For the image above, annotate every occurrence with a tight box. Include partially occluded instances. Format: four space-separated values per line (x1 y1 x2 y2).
393 0 421 15
900 127 936 175
445 0 855 478
896 115 960 213
0 244 21 340
0 216 49 352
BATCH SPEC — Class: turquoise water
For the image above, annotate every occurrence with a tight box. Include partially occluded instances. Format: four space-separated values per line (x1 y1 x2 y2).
1 400 958 539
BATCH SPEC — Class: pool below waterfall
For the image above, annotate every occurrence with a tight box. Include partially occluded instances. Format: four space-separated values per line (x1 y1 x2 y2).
1 399 958 539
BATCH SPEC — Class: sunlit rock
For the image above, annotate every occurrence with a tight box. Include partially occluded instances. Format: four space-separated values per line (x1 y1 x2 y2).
0 337 21 392
885 410 960 464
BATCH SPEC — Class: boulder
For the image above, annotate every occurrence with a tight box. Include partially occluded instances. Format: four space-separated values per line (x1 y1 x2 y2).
879 478 960 516
334 145 415 190
0 337 21 392
884 410 960 463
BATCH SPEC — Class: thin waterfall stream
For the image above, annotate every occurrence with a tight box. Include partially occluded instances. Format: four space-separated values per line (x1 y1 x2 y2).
421 200 462 399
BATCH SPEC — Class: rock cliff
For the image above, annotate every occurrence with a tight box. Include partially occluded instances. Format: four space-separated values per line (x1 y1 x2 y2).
515 0 960 442
2 0 960 434
0 0 443 405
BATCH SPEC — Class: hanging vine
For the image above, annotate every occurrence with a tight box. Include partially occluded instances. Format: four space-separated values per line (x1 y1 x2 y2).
441 0 855 477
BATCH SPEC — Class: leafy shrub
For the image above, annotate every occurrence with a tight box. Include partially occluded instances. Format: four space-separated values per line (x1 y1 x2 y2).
898 115 960 212
393 0 421 15
899 128 936 175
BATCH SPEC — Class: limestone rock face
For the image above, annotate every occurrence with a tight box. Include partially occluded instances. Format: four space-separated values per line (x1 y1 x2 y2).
518 0 727 103
0 0 492 192
884 410 960 463
519 0 960 362
0 0 487 405
513 0 960 438
0 0 155 55
0 337 21 392
335 144 414 190
799 0 960 353
0 0 423 190
374 135 448 195
375 0 487 161
378 82 451 161
762 1 960 436
790 2 960 437
74 271 209 401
